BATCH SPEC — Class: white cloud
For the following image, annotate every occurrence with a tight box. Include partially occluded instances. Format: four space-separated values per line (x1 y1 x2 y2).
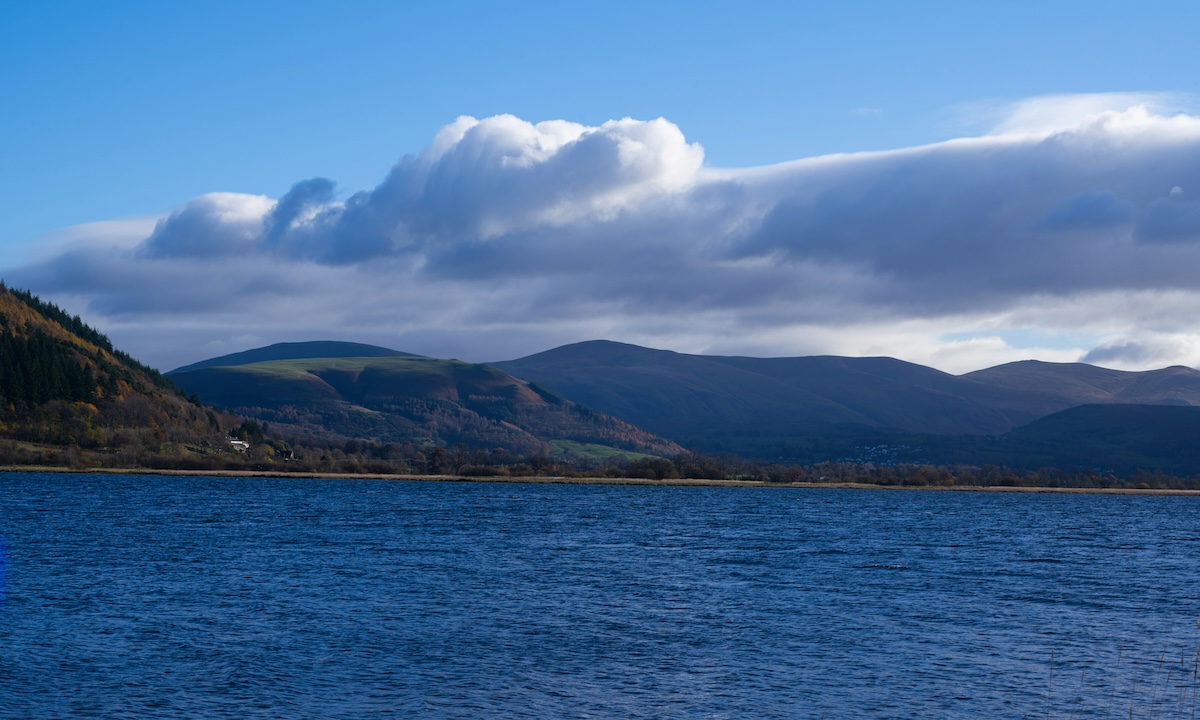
141 192 273 259
991 92 1176 135
7 215 161 266
8 99 1200 373
947 92 1198 139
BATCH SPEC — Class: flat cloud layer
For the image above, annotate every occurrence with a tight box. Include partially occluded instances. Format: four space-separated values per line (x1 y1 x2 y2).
10 99 1200 373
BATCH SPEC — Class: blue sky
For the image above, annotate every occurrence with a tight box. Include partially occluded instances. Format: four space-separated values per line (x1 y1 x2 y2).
3 1 1200 372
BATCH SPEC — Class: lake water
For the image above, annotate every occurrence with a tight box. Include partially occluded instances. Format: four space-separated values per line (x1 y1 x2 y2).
1 472 1198 719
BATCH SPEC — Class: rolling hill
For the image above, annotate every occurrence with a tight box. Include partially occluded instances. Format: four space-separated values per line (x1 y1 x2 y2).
493 340 1200 462
167 354 682 459
493 340 1013 438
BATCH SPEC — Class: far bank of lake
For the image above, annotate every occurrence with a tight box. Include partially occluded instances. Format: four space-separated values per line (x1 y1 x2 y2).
4 464 1200 495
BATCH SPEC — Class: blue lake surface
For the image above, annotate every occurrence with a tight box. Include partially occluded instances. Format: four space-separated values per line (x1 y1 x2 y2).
1 472 1198 719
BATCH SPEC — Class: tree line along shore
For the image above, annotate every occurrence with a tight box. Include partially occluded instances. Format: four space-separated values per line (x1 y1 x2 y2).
3 437 1198 492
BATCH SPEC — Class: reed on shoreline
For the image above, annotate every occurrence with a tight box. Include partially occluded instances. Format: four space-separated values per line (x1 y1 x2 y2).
1030 637 1200 719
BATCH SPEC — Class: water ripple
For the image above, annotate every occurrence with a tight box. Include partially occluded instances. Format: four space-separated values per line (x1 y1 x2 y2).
0 473 1198 719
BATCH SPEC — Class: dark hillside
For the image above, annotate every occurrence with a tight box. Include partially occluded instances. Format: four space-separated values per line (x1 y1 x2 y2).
704 354 1018 434
492 341 877 439
493 340 1019 443
495 340 1200 463
998 404 1200 475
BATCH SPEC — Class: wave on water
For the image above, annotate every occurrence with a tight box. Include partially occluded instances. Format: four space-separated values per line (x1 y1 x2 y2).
0 472 1197 719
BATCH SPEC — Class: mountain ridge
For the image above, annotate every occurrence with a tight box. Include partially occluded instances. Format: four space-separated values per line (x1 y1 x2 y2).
492 339 1200 455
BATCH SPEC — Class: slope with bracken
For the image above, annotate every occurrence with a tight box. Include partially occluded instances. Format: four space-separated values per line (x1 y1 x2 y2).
0 284 227 467
167 351 682 459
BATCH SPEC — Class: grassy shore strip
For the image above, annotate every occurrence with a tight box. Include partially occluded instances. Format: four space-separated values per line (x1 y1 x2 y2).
4 465 1200 495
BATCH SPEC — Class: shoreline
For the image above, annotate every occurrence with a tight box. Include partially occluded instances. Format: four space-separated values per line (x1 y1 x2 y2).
3 465 1199 496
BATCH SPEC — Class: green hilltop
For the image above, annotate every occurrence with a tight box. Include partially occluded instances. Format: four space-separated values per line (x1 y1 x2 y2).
169 341 418 374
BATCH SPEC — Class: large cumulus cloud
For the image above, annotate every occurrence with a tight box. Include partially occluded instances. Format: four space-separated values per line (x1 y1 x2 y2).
10 99 1200 373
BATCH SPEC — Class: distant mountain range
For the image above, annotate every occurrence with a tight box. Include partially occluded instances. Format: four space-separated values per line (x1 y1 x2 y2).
165 338 1200 473
13 284 1193 476
493 339 1200 439
490 340 1200 472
